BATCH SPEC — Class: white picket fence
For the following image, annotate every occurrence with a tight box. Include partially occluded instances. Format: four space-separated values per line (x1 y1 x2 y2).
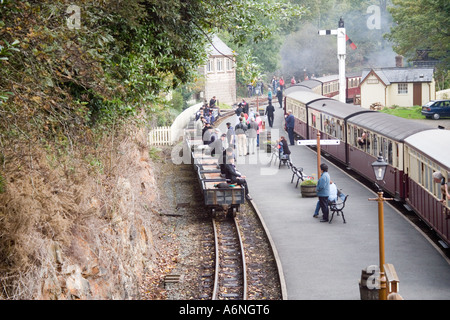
148 126 172 146
149 102 203 146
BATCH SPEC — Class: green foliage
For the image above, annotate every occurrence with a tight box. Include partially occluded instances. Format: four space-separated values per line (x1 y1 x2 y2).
380 105 424 119
301 179 317 186
386 0 450 74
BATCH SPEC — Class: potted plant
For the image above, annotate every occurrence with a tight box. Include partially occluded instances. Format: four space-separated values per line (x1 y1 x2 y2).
263 141 273 153
300 179 317 197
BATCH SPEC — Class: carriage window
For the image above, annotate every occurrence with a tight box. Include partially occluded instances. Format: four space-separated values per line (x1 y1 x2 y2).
312 114 317 128
324 117 330 134
353 127 358 147
418 160 422 185
424 165 430 190
372 134 378 156
381 138 388 160
395 143 399 168
388 141 393 165
336 120 342 140
330 118 336 137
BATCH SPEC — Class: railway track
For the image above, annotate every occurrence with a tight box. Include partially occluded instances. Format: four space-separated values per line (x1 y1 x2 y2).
197 203 284 300
212 215 247 300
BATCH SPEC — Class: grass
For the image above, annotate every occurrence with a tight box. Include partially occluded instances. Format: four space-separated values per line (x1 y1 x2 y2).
380 105 425 119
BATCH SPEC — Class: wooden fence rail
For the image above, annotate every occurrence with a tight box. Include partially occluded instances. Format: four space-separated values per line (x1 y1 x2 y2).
148 126 172 146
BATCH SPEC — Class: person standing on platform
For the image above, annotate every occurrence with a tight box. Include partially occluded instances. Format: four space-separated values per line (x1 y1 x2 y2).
279 76 285 91
276 87 283 109
255 113 263 147
285 110 295 146
291 76 296 86
247 118 258 155
235 117 248 157
226 122 236 150
313 180 337 218
265 101 275 128
316 163 331 222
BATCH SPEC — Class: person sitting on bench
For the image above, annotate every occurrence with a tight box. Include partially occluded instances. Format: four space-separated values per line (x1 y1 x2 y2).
224 156 252 201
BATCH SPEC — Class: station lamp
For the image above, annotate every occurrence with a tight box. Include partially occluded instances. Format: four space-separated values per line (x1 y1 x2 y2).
372 152 388 183
369 152 392 300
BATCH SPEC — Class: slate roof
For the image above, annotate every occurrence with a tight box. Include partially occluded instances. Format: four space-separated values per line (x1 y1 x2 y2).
207 35 234 57
361 67 434 86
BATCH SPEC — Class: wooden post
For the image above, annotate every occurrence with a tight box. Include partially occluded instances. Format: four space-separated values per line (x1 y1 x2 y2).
317 131 321 179
368 191 393 300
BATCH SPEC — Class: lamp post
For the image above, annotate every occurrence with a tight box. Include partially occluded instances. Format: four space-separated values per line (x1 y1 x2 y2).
369 153 393 300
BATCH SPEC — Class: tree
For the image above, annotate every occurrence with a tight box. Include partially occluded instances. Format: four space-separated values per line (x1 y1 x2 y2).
386 0 450 72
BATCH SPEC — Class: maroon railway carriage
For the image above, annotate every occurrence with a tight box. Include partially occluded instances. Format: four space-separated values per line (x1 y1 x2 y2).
284 74 361 107
306 99 372 164
404 129 450 246
346 113 433 199
284 88 330 140
346 73 361 103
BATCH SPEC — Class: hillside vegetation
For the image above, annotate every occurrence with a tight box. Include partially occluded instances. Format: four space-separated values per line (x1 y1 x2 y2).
0 0 304 299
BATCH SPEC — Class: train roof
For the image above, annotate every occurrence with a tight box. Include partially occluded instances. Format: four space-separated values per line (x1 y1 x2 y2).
404 129 450 169
294 79 322 89
347 112 434 141
283 85 315 96
314 75 339 83
285 89 330 105
308 99 374 119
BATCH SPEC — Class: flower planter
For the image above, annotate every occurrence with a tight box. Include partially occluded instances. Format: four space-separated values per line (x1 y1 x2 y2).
300 180 317 197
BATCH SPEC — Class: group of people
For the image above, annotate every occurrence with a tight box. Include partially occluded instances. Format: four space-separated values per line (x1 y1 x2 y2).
232 100 264 157
194 97 252 201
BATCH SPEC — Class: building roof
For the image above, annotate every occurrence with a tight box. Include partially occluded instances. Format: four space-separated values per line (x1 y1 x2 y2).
361 67 434 86
207 35 234 57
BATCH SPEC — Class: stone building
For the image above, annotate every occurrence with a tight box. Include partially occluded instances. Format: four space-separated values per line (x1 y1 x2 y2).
199 35 237 105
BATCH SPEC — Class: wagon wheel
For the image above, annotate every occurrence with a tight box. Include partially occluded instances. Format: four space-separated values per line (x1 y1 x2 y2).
211 208 216 218
231 207 237 218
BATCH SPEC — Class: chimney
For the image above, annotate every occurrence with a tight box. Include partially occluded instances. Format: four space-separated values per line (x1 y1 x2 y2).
395 55 403 67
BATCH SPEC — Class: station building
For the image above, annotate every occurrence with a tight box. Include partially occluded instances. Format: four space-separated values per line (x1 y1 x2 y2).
360 66 436 109
198 35 237 105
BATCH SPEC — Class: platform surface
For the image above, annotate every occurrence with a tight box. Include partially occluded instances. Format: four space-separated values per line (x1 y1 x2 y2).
217 103 450 300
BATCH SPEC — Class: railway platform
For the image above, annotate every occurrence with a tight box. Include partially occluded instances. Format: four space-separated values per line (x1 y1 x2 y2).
216 104 450 300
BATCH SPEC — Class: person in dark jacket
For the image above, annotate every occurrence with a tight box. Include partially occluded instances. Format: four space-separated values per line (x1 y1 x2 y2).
285 110 295 145
265 101 275 128
278 136 291 158
225 156 252 200
276 87 283 109
316 163 331 222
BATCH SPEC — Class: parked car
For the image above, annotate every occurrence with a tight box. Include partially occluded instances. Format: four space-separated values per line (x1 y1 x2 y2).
421 100 450 120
